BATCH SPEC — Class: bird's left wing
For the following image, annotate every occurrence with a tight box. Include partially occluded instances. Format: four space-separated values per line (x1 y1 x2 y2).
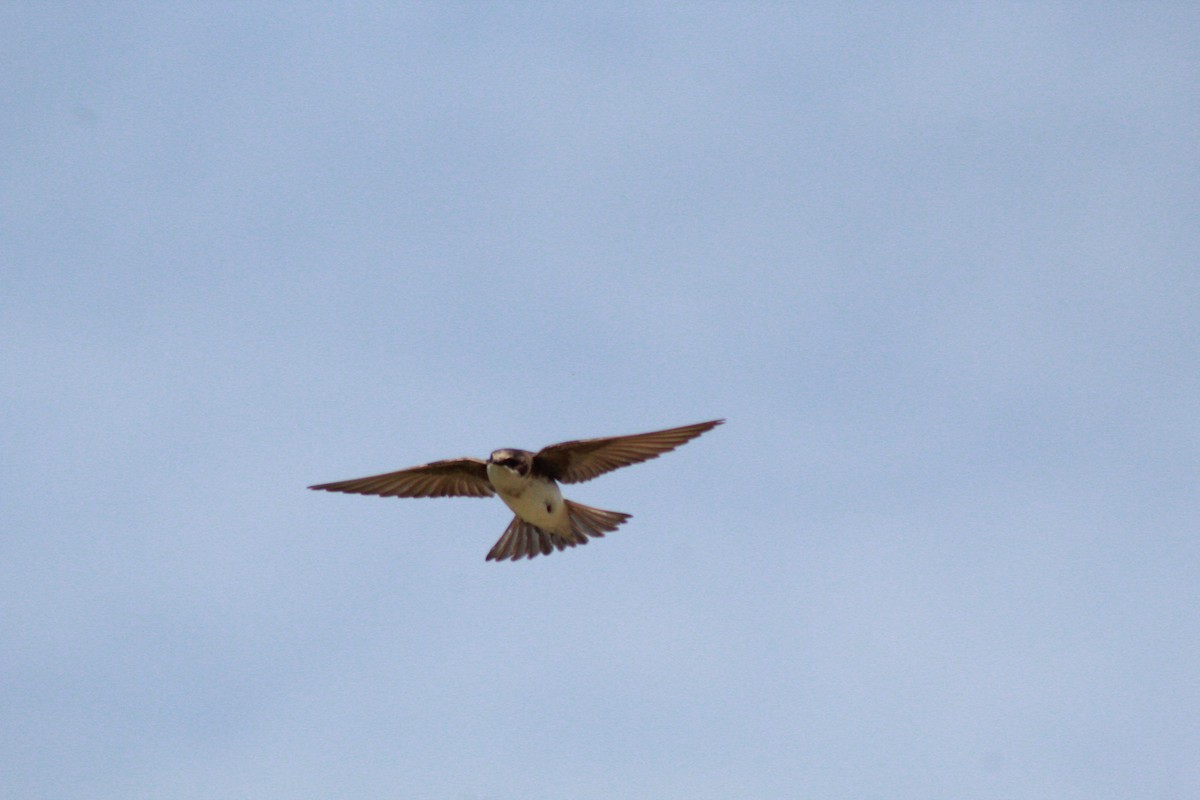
533 419 723 484
308 458 494 498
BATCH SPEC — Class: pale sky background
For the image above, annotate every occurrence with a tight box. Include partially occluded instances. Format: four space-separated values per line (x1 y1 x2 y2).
3 4 1198 799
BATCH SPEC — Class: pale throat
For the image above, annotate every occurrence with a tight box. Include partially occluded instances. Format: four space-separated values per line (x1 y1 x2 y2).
486 462 530 496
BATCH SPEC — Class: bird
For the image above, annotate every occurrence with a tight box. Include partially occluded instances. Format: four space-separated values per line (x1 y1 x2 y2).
309 419 723 561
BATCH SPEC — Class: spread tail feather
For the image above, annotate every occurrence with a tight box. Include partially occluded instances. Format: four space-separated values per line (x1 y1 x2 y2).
485 501 631 562
565 500 630 540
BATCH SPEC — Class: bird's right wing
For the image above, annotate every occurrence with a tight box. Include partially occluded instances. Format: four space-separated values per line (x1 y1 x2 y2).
308 458 494 498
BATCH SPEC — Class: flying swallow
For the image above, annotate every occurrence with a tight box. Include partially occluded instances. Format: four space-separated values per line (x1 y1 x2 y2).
309 419 723 561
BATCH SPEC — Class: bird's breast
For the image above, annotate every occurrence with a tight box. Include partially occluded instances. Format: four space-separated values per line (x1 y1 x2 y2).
488 470 568 535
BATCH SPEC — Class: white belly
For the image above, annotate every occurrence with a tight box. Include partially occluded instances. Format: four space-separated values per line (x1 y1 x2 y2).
486 465 570 536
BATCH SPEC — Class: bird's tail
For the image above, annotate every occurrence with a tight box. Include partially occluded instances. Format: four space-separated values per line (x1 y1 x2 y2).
565 500 630 542
485 501 631 562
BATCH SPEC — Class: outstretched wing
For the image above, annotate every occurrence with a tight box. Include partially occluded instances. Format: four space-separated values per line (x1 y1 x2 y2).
308 458 494 498
532 419 723 484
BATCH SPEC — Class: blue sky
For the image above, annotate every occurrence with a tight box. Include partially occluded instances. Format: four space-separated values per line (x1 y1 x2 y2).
3 4 1198 799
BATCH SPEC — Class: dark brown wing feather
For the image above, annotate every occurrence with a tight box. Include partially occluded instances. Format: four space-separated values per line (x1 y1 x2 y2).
532 419 723 484
308 458 494 498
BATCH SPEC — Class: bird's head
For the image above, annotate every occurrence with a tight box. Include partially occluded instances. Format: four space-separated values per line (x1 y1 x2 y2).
488 449 531 477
